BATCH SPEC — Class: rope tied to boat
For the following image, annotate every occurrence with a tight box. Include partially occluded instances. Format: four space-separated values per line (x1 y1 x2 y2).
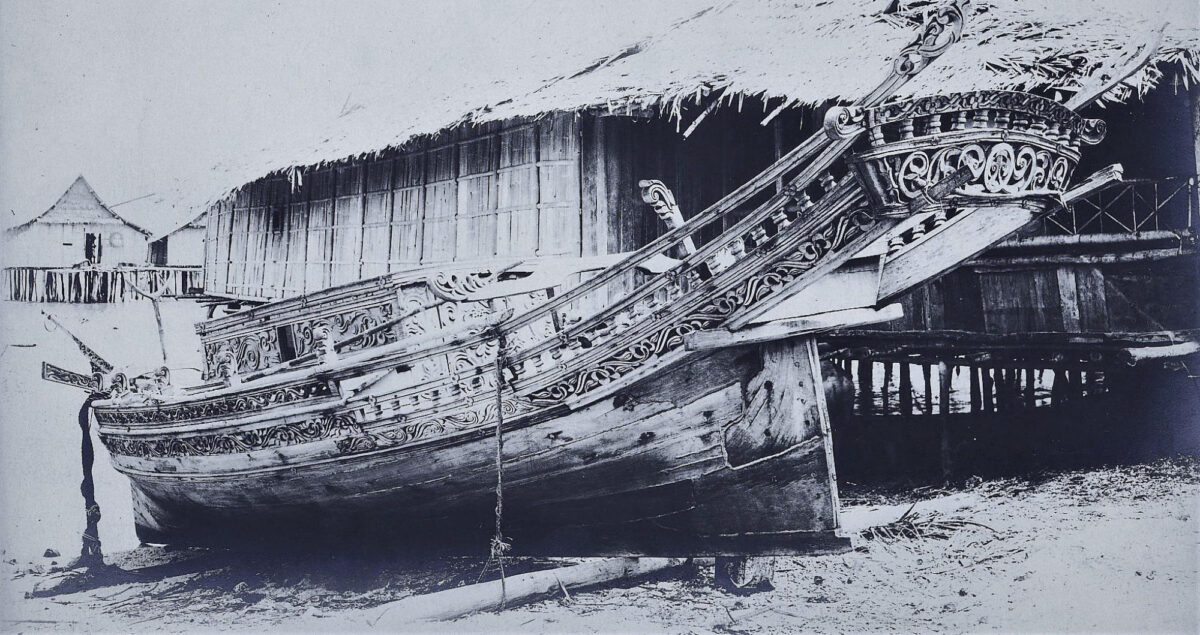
77 394 105 568
483 328 512 608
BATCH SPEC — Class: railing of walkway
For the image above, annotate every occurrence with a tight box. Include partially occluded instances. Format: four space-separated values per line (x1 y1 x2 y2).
1041 175 1197 236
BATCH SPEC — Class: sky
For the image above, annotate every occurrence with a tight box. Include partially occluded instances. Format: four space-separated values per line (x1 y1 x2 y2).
0 0 707 234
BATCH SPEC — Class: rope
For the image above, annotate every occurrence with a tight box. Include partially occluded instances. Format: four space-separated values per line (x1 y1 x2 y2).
78 394 105 568
475 329 512 606
490 330 511 608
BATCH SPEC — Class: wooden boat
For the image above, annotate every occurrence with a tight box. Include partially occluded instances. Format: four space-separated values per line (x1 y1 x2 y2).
47 3 1109 555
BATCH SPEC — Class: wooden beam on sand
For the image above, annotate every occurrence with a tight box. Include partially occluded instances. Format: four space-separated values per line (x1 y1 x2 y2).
371 557 688 625
1122 340 1200 364
685 305 903 351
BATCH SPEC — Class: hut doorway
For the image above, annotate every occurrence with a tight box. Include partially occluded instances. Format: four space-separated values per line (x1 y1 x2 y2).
84 233 103 264
149 238 168 266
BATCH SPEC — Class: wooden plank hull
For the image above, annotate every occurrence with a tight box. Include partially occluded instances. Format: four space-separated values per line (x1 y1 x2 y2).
102 339 847 556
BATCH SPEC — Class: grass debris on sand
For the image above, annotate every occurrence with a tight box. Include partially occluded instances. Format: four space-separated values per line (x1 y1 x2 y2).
2 457 1196 633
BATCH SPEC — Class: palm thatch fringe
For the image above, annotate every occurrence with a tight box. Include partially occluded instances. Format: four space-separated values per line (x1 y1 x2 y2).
183 0 1200 215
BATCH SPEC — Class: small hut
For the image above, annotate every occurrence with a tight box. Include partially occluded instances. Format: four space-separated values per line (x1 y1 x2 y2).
5 176 150 267
149 211 208 267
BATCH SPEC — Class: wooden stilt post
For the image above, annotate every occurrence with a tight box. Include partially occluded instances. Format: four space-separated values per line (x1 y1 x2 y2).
982 367 994 413
922 364 933 415
857 359 874 416
882 362 893 414
1024 367 1036 407
998 367 1008 410
938 361 952 481
1050 369 1066 406
899 363 913 415
969 365 981 412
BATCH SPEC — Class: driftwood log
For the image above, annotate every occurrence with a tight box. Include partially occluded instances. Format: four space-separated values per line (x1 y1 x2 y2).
371 557 688 625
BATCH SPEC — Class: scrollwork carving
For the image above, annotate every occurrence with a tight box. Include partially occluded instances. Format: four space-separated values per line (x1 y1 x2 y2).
431 271 495 301
892 0 966 77
526 205 876 406
336 396 538 454
94 380 333 425
101 411 359 458
824 106 867 140
876 141 1074 203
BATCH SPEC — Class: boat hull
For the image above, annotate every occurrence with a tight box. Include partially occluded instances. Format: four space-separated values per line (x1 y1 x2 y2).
105 339 846 555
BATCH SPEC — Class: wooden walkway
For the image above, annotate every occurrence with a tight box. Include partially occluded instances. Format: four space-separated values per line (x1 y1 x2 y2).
3 266 203 303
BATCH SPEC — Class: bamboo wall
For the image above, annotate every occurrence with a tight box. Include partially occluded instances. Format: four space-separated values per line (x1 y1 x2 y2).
205 114 582 300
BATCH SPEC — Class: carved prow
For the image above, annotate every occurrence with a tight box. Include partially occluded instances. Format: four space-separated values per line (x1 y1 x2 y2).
640 180 697 256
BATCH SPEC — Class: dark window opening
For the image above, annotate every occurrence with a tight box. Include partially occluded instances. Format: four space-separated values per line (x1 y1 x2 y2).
84 233 103 264
277 325 298 362
149 238 168 266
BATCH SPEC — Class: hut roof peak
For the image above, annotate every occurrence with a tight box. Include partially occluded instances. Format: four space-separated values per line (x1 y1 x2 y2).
10 176 152 235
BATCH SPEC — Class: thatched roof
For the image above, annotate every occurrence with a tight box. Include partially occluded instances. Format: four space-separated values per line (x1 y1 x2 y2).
9 176 151 235
150 210 208 242
186 0 1200 213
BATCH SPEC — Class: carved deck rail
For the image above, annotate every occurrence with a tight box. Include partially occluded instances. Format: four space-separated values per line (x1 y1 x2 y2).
837 91 1104 213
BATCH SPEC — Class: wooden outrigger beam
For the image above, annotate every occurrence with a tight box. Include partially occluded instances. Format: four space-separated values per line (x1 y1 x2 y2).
684 305 903 351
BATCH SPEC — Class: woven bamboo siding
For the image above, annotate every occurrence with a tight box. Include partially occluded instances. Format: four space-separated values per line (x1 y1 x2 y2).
498 123 540 256
538 117 582 255
391 151 425 266
205 113 583 300
423 142 458 262
361 159 393 279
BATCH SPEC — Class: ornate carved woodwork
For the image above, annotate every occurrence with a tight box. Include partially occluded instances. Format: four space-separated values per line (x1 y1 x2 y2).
335 395 539 454
291 304 397 358
41 362 103 393
832 91 1106 213
203 328 282 377
100 411 359 458
94 380 333 425
640 179 697 255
